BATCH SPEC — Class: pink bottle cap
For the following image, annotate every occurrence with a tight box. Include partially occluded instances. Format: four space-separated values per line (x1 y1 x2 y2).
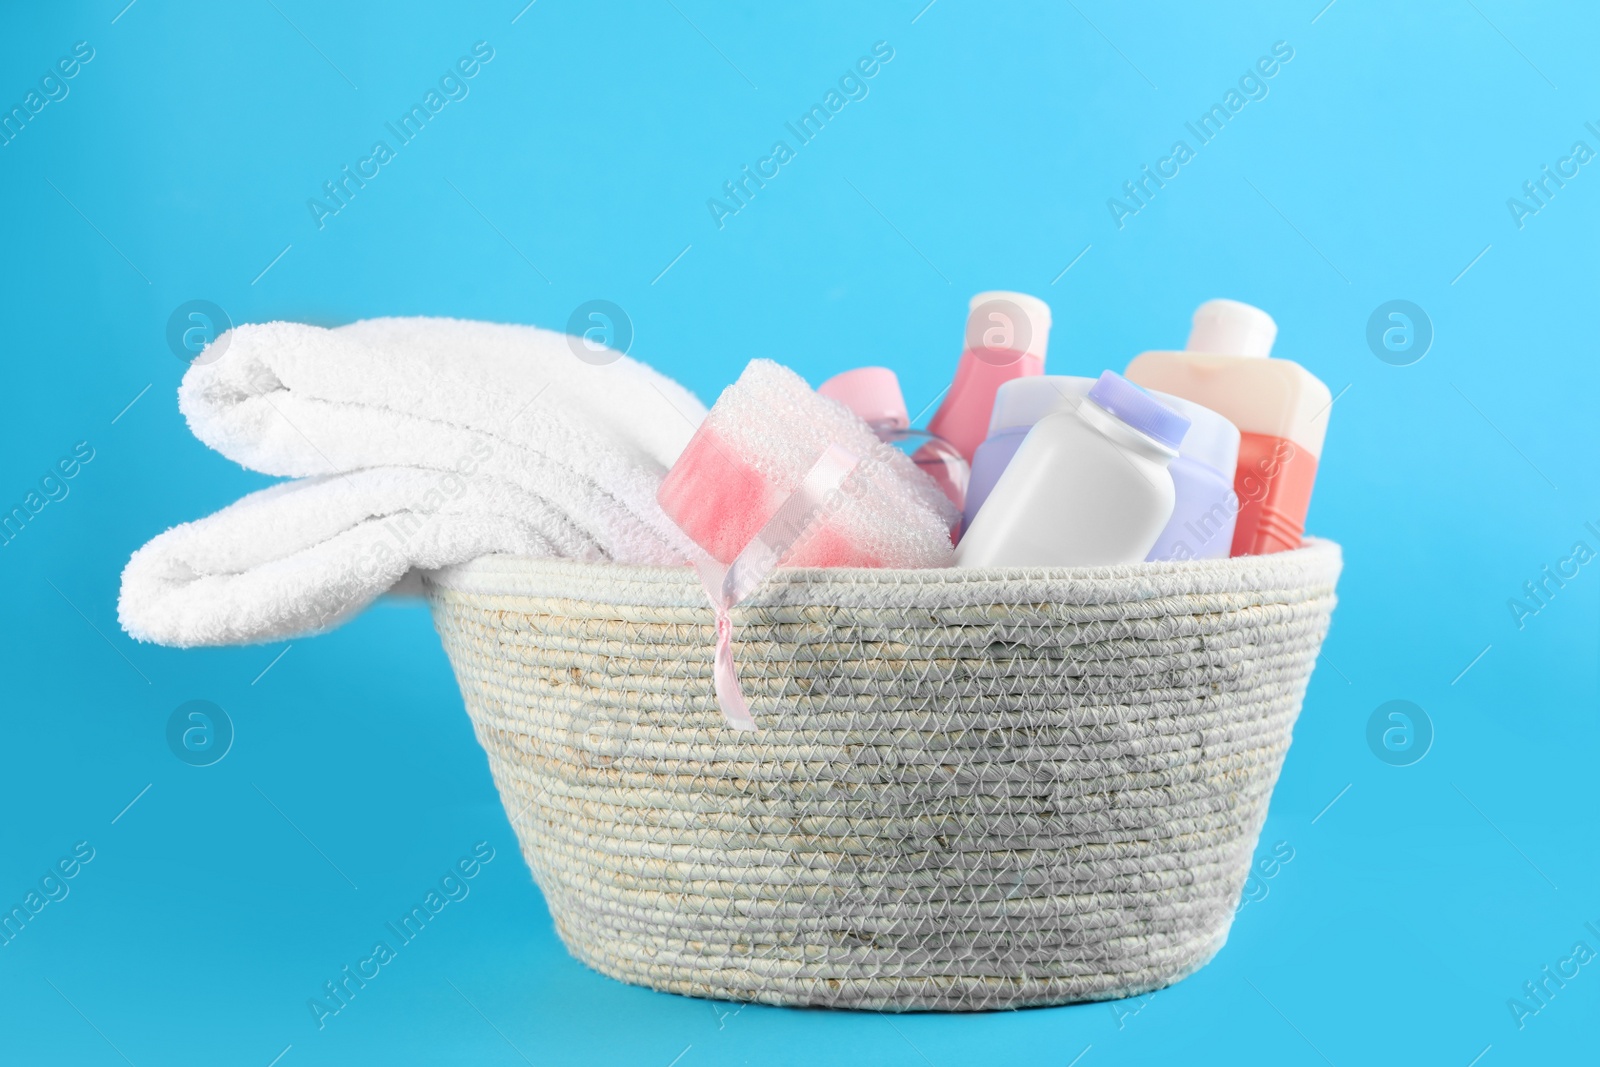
817 367 909 430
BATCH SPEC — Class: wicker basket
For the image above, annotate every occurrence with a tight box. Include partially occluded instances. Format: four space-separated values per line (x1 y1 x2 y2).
424 539 1340 1011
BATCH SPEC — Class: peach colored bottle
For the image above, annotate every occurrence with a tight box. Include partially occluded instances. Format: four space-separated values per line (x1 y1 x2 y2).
1124 300 1331 556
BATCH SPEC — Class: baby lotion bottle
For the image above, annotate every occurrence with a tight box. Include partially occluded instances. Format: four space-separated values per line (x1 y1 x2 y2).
963 375 1093 529
954 371 1189 569
1142 391 1240 561
925 291 1052 462
1124 299 1330 556
818 366 968 510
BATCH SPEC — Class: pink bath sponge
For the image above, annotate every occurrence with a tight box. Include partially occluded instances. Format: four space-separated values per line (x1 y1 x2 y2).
657 360 957 568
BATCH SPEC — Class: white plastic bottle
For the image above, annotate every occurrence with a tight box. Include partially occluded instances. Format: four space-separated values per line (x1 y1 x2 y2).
962 376 1240 561
954 371 1190 568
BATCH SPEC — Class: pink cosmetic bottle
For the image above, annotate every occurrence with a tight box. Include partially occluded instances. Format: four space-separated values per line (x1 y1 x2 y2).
926 291 1053 462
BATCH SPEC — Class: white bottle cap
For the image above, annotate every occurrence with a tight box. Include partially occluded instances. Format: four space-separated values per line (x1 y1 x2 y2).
1186 299 1276 358
966 291 1052 362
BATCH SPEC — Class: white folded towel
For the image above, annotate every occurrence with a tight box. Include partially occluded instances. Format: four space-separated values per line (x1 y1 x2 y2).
119 316 706 647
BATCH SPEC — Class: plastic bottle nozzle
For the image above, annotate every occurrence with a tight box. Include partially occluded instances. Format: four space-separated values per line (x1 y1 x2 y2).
965 291 1052 363
1186 299 1277 359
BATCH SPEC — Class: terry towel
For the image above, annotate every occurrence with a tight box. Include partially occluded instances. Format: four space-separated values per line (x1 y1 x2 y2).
120 316 706 647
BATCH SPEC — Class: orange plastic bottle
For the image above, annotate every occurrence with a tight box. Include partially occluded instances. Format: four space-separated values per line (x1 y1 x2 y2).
1124 300 1331 556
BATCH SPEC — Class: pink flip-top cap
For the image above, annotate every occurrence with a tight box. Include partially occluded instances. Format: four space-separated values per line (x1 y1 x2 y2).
817 366 909 430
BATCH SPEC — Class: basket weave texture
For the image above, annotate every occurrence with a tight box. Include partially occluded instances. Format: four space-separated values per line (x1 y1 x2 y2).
425 540 1341 1011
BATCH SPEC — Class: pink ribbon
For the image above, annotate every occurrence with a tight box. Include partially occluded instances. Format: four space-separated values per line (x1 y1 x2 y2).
696 444 860 731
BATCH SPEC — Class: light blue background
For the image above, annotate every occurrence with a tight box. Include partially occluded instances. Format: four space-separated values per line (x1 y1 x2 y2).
2 1 1596 1064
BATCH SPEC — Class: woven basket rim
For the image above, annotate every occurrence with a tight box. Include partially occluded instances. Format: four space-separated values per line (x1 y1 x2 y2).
422 537 1341 609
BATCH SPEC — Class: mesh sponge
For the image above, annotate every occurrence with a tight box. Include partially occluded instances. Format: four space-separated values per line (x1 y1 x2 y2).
657 360 957 568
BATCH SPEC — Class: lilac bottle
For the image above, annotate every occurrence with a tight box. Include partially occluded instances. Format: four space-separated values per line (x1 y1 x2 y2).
1144 391 1241 560
963 377 1093 531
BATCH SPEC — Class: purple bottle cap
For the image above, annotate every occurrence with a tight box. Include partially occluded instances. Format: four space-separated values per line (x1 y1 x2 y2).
1086 370 1190 450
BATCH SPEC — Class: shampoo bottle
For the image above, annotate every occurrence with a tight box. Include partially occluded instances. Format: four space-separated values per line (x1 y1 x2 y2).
1124 299 1330 556
925 291 1052 462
